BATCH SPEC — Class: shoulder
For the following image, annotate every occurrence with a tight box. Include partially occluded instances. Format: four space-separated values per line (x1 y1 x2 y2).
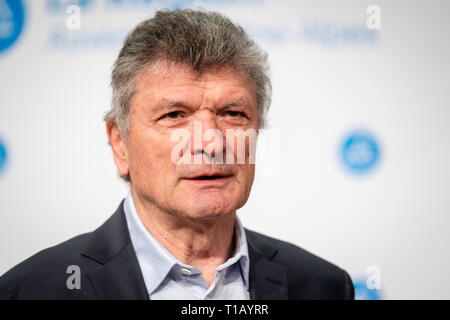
0 232 97 299
245 229 354 299
246 229 341 272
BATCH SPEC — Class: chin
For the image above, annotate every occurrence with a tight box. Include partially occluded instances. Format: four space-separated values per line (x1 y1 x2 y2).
182 198 238 220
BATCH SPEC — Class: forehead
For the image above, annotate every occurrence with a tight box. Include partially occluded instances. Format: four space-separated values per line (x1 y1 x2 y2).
134 61 256 105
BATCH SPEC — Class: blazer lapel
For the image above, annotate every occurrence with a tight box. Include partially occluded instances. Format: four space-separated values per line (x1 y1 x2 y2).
80 201 149 300
79 202 288 300
246 229 288 300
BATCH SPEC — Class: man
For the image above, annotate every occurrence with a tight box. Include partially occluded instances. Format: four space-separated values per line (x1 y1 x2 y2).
0 9 354 300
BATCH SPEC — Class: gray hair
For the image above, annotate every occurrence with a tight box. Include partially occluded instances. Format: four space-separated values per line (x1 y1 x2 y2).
104 9 272 181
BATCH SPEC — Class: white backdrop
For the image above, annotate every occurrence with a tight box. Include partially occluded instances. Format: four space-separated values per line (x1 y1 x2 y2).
1 0 449 299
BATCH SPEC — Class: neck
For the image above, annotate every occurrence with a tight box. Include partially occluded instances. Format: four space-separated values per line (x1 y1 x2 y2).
131 188 236 285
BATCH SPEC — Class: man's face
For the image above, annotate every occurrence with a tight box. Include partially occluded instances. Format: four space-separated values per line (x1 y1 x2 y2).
112 61 259 220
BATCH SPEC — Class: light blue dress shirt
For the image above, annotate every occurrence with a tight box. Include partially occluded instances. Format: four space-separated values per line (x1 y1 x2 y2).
123 192 250 300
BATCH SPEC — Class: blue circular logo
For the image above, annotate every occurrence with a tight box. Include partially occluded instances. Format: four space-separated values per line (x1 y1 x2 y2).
0 138 7 173
354 279 381 300
340 130 380 174
0 0 25 53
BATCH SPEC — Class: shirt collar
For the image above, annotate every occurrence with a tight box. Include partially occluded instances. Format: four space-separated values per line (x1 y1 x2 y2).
123 191 250 296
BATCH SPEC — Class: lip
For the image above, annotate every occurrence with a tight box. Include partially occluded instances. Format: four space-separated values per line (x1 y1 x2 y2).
185 172 232 179
182 172 233 187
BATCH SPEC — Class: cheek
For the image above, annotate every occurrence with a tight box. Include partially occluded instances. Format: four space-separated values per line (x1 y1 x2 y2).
127 131 176 177
226 131 258 164
236 164 255 189
233 165 255 208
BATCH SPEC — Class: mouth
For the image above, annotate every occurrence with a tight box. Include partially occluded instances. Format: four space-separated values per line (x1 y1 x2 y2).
185 173 233 180
183 172 233 185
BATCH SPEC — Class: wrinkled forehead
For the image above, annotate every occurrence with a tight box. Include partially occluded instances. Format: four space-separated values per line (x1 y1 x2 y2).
135 60 254 91
132 60 257 109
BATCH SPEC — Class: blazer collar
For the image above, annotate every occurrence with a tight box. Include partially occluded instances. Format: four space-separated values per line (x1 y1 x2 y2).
80 200 149 299
246 229 289 300
80 200 288 300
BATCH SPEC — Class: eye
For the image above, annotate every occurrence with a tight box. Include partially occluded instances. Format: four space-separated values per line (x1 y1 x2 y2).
225 110 246 118
163 111 184 119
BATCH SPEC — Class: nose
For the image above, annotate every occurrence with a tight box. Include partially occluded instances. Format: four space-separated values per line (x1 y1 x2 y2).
190 110 225 162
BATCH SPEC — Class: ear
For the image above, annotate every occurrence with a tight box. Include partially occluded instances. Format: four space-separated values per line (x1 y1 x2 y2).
106 121 129 177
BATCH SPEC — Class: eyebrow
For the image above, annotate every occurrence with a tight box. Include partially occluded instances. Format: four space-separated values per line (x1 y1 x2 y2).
155 99 188 108
222 99 247 108
152 97 249 113
151 99 192 113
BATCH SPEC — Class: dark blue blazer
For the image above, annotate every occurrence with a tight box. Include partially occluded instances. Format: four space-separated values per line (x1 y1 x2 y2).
0 201 354 300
